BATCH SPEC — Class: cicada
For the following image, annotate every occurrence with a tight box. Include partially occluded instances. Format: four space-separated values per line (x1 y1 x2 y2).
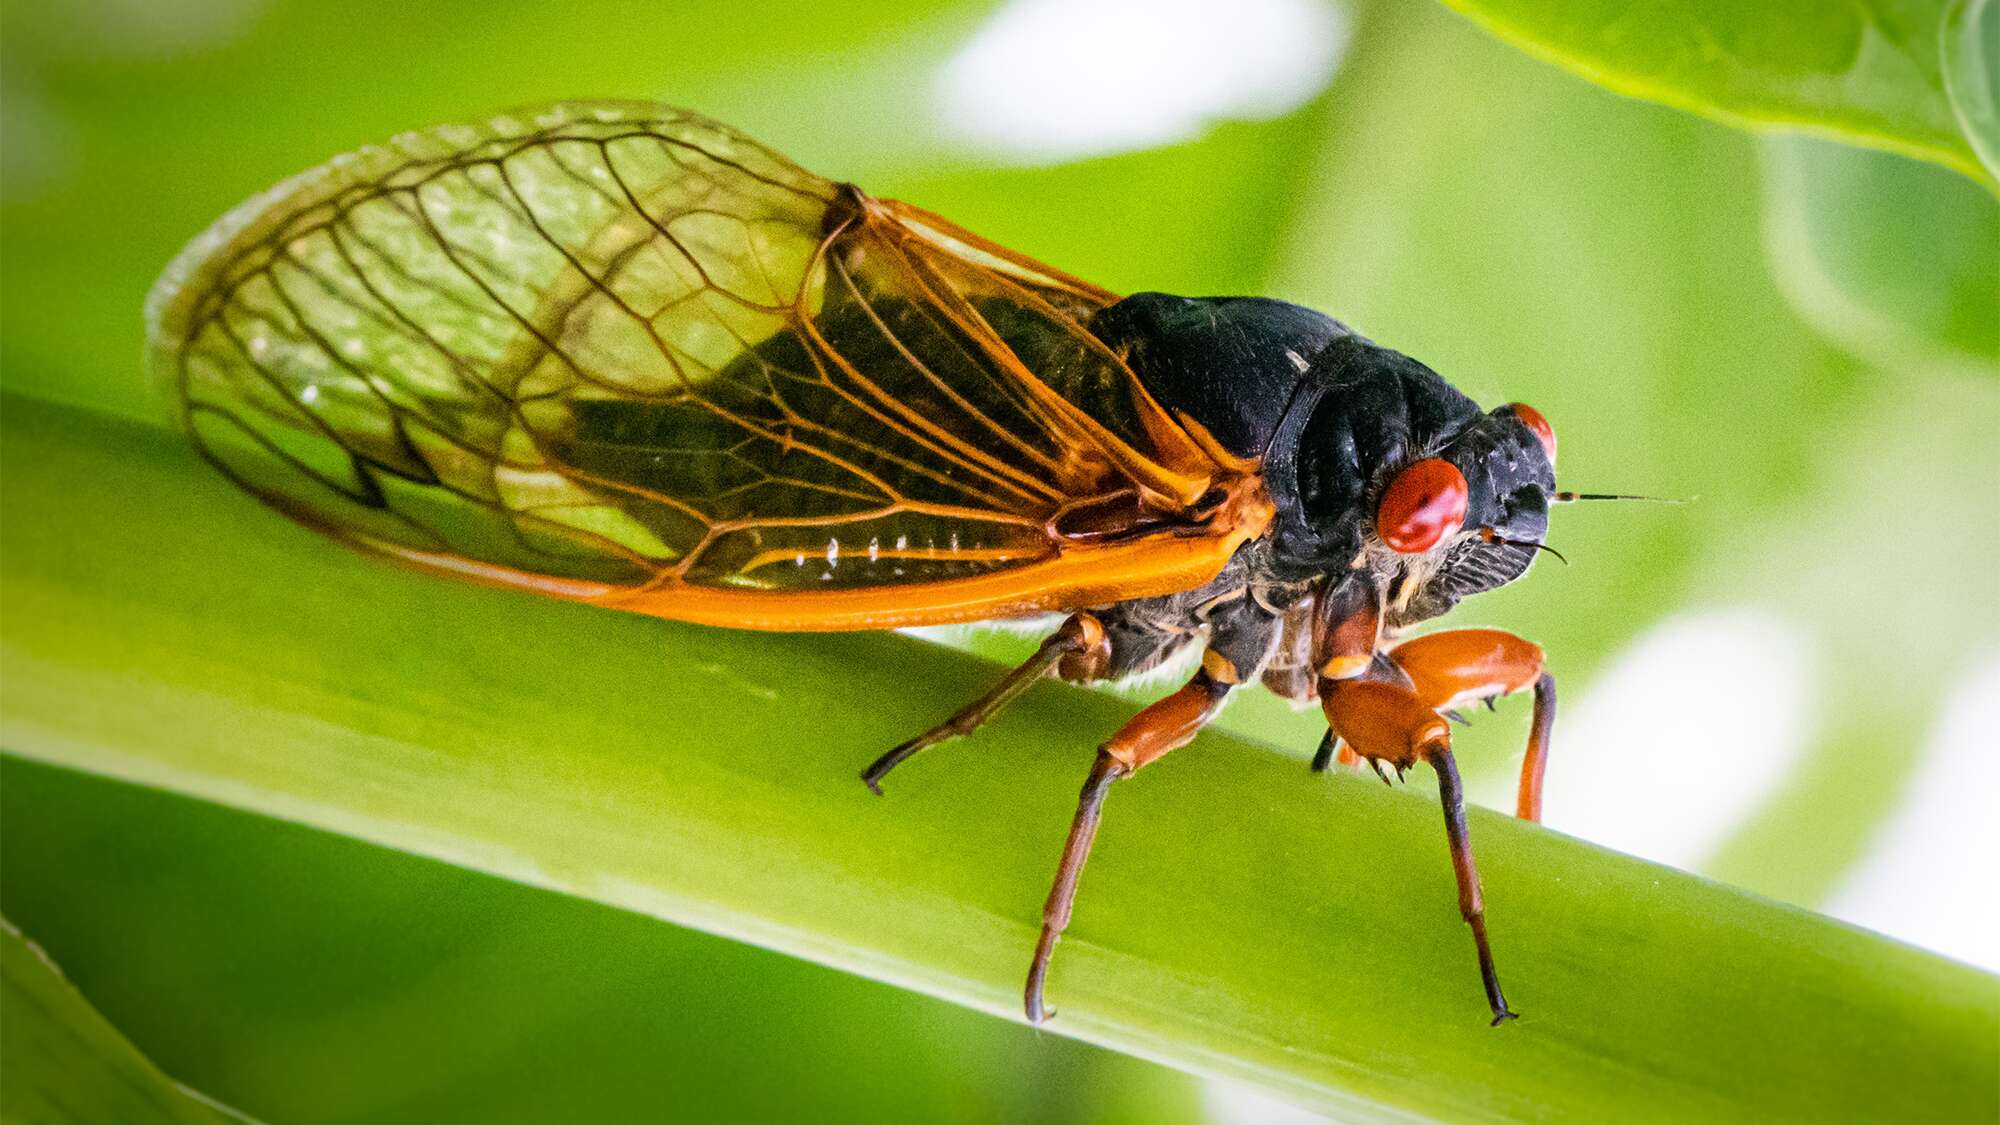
149 101 1605 1027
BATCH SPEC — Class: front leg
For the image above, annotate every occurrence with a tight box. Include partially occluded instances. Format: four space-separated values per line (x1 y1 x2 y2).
1305 571 1389 777
1320 675 1518 1025
1385 629 1555 823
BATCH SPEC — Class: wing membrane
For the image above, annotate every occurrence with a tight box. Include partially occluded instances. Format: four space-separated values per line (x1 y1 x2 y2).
147 101 1268 629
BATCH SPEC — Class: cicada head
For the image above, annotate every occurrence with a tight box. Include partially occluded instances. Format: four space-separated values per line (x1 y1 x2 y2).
1272 338 1554 610
1380 402 1557 624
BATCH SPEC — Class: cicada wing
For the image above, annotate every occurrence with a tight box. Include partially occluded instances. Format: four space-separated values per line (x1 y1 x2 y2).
862 197 1223 504
148 101 1267 628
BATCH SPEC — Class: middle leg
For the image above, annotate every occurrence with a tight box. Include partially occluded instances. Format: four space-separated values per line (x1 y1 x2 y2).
1025 595 1285 1023
1026 665 1232 1022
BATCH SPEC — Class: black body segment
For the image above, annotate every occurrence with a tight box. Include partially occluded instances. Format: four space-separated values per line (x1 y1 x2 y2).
1090 292 1353 459
1273 336 1485 579
1097 292 1551 615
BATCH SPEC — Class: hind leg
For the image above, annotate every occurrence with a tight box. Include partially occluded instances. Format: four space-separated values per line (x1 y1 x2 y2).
860 613 1111 793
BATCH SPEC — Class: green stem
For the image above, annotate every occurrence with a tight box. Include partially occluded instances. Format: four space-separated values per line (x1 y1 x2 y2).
2 392 1994 1122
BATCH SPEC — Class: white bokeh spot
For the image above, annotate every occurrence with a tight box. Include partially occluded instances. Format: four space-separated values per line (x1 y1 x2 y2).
1542 609 1819 872
935 0 1347 162
1824 654 2000 972
1201 1079 1336 1125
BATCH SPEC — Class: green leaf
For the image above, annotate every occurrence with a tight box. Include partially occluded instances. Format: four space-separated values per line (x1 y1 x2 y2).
1 915 253 1125
1947 0 2000 175
1437 0 1997 184
4 392 1996 1122
1762 136 2000 378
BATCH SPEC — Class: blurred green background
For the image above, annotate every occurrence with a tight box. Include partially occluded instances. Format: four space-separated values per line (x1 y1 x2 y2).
2 0 1994 1120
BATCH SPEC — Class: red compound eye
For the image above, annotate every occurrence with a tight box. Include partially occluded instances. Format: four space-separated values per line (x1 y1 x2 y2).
1509 402 1556 464
1376 458 1469 553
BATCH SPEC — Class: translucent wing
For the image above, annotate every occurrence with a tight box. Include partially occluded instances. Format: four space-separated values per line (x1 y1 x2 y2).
147 101 1271 629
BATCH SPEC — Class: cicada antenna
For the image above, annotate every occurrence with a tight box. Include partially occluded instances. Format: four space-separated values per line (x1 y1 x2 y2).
1552 491 1691 504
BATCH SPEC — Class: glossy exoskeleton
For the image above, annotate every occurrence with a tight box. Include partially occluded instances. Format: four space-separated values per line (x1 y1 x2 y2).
861 292 1562 1025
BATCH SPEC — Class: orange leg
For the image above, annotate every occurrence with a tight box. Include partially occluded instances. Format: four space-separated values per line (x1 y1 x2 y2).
1320 676 1517 1025
1384 629 1555 824
1026 667 1231 1024
1305 574 1387 776
1309 650 1413 777
861 613 1108 793
1517 675 1555 822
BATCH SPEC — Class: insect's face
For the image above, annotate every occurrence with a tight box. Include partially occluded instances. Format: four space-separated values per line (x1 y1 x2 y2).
1375 404 1557 625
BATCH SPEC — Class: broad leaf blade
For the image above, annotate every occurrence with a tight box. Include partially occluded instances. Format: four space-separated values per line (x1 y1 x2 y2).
1763 136 2000 378
1440 0 1994 183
